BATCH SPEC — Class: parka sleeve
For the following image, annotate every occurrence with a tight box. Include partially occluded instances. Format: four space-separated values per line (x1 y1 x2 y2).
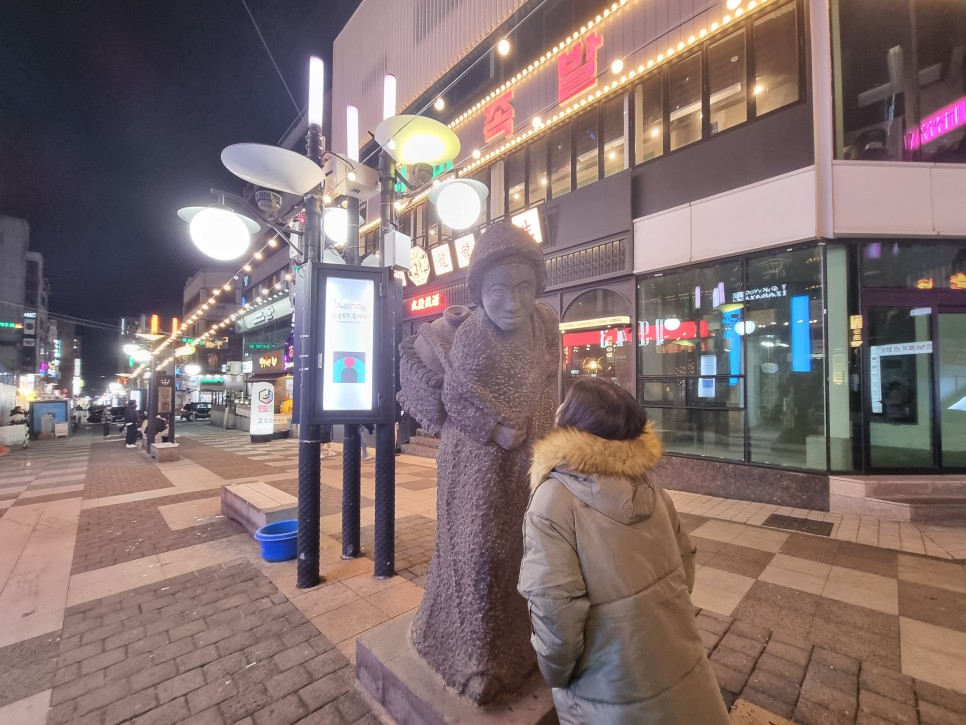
661 489 697 593
518 488 590 689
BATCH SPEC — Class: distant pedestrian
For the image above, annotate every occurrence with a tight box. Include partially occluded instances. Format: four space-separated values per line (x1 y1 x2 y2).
102 408 112 437
519 378 729 724
122 400 139 448
360 424 373 461
320 424 336 457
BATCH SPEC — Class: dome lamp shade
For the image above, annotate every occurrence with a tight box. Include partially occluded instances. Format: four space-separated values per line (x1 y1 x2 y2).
429 178 488 230
183 207 253 260
374 115 460 165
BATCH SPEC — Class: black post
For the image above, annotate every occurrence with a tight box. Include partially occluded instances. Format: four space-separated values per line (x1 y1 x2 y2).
342 193 362 559
295 124 325 590
374 150 397 579
145 351 157 452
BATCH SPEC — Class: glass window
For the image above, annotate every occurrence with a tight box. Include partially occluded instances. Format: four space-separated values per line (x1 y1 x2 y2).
744 249 826 468
754 1 800 117
528 137 548 206
669 53 702 150
469 168 490 225
506 149 525 213
861 241 966 290
550 122 572 198
709 30 747 133
912 0 966 162
425 202 441 248
602 95 626 177
634 73 664 163
637 262 744 461
561 289 634 397
574 110 600 189
832 0 911 160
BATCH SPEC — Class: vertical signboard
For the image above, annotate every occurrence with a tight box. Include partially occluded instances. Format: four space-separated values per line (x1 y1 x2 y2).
250 382 275 438
311 267 384 423
322 276 376 412
156 375 174 414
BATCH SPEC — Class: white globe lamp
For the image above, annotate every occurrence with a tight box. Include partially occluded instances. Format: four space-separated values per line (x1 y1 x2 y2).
429 179 489 231
183 363 201 376
188 208 251 260
323 207 350 246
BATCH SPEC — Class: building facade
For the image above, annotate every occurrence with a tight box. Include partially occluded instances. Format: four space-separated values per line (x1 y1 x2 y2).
332 0 966 507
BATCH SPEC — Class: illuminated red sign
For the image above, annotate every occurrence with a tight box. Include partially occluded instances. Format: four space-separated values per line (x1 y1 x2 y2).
558 31 602 104
637 320 710 344
483 90 515 141
410 292 442 313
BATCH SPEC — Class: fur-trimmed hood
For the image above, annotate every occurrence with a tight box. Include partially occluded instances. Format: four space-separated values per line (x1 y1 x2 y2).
529 424 663 524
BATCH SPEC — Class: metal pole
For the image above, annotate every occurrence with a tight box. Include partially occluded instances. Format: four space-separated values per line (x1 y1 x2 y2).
296 123 325 590
342 193 362 559
374 149 397 579
145 351 156 451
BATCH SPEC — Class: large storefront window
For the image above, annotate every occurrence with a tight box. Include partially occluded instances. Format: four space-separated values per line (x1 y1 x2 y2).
669 53 702 150
574 110 600 189
709 30 747 133
602 95 626 177
638 249 826 469
833 0 966 162
753 1 800 116
744 249 826 468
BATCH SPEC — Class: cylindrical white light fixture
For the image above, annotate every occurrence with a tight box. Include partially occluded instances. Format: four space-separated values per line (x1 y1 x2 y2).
308 57 324 127
383 74 397 120
183 363 201 376
429 179 489 231
323 207 350 245
189 208 251 260
346 105 359 162
131 349 152 363
122 343 140 356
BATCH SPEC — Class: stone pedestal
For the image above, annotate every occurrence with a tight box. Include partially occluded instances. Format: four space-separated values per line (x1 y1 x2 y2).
356 612 557 725
150 442 180 462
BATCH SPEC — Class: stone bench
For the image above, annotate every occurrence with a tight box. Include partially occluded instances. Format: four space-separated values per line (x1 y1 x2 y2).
221 482 298 535
150 442 180 462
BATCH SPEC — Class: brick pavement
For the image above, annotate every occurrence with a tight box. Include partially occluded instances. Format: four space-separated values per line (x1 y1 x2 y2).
3 426 966 724
177 437 294 479
47 559 376 725
72 492 244 574
84 438 175 499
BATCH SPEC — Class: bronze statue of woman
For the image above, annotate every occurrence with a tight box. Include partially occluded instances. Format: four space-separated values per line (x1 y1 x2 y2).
398 222 559 704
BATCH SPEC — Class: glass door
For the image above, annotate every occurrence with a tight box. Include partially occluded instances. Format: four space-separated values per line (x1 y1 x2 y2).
938 310 966 468
865 301 935 469
864 292 966 472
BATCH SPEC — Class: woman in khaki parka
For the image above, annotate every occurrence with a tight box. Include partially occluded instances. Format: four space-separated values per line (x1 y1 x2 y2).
518 378 729 724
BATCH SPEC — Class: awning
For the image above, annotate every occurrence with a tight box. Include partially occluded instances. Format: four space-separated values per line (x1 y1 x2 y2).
245 373 288 383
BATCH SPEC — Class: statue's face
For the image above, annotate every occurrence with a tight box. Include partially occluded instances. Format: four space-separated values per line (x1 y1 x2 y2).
480 262 537 333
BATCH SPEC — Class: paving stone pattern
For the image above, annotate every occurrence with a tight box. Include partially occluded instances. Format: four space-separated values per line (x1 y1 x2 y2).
0 631 58 708
48 559 378 725
83 436 175 499
696 609 966 724
270 479 374 511
72 492 245 574
177 437 293 479
352 514 435 586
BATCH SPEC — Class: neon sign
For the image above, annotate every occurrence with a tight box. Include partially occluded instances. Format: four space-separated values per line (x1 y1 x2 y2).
558 32 602 103
409 293 442 313
904 96 966 151
483 90 515 141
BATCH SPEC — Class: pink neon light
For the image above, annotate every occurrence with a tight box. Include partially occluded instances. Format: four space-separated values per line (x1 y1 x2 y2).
904 96 966 151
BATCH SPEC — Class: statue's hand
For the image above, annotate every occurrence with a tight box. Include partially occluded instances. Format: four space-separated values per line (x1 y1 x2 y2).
493 423 526 450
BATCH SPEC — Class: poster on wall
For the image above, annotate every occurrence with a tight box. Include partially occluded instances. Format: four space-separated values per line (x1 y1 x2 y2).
318 272 379 417
250 382 275 436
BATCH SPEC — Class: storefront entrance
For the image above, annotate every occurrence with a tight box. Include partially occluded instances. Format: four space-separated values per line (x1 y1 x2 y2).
864 290 966 471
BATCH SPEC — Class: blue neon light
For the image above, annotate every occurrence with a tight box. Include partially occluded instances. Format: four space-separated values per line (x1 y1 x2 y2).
790 296 812 372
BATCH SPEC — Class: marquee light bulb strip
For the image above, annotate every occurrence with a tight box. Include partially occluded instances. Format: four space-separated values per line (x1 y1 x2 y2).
461 0 762 175
450 0 635 130
130 233 293 380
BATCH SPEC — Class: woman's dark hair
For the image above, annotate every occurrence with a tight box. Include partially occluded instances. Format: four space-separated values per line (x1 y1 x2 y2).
556 378 647 441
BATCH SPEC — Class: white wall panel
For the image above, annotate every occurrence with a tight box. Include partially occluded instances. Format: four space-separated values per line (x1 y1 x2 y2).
832 162 934 236
633 205 692 273
633 168 818 273
931 166 966 236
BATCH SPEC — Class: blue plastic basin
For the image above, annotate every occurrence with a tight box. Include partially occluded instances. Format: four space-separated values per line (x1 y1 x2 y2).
253 520 298 562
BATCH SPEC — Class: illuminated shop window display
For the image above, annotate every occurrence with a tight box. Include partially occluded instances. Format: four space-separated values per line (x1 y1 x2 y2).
637 248 826 469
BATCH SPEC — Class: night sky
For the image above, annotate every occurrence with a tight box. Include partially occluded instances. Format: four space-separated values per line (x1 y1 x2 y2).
0 0 360 387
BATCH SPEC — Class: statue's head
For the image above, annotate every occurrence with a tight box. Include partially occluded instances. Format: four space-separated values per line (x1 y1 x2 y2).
467 223 545 332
